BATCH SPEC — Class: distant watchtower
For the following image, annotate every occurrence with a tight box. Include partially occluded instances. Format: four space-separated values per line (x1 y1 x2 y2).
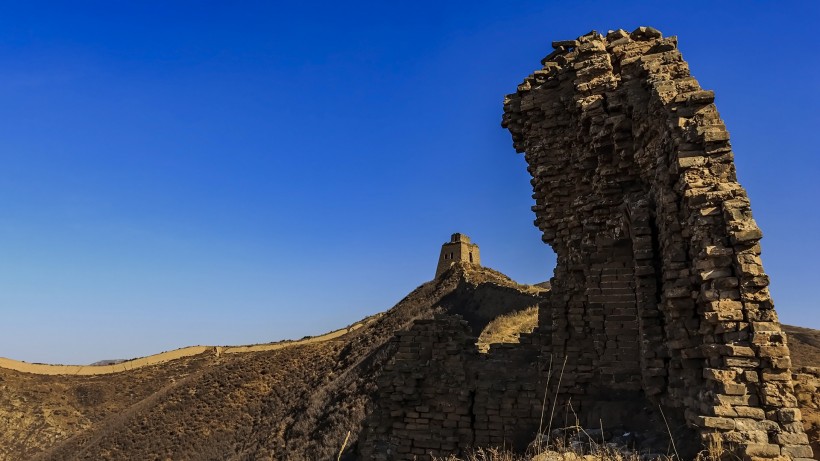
435 233 481 278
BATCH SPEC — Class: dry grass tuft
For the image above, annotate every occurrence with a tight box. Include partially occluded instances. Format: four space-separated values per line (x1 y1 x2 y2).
433 442 674 461
435 446 524 461
476 306 538 352
433 431 737 461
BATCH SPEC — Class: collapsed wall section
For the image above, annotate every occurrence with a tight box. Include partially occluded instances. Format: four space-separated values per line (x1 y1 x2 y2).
502 27 812 459
359 316 541 460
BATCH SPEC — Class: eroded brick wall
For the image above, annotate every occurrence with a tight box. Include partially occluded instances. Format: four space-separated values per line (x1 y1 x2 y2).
502 27 812 460
359 27 812 461
360 316 541 460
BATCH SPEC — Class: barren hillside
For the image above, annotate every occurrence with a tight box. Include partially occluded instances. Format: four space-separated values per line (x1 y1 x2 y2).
0 264 546 461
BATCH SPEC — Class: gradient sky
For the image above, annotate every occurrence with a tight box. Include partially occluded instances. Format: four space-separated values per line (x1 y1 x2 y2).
1 1 818 364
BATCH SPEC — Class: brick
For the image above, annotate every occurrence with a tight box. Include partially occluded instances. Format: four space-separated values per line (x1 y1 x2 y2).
696 416 735 430
742 443 782 457
774 432 809 445
781 445 814 458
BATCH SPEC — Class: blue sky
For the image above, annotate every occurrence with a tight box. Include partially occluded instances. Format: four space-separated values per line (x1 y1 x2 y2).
1 1 817 364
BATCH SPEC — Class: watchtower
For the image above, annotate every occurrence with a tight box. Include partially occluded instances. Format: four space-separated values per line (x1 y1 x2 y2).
435 233 481 278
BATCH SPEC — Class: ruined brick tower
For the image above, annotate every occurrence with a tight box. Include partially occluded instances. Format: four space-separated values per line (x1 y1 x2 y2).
503 27 812 460
435 233 481 277
361 28 813 461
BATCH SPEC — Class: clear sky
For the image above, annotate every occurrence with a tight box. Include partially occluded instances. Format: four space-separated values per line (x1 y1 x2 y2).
1 1 818 364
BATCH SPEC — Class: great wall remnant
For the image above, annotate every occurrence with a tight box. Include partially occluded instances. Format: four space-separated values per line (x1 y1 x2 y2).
503 27 812 459
361 264 546 460
435 233 481 278
0 318 377 376
361 28 814 460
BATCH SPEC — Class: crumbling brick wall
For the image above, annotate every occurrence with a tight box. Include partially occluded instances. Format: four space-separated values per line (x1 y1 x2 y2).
360 316 541 460
502 27 813 459
361 318 477 460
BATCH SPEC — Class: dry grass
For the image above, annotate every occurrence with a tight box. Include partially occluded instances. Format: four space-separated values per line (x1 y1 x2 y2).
433 441 678 461
477 306 538 352
435 446 525 461
433 433 737 461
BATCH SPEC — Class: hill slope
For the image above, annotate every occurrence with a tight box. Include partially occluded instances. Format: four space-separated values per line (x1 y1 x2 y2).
784 324 820 459
0 264 546 461
2 268 817 460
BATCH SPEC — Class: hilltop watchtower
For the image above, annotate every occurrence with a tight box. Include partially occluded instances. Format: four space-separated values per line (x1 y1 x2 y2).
435 233 481 278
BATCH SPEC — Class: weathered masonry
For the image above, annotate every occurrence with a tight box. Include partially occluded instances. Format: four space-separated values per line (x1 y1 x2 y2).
435 233 481 278
503 27 812 460
359 27 813 461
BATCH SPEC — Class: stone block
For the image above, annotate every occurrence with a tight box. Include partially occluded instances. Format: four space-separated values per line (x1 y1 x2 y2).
703 368 737 381
722 382 748 395
696 416 735 430
724 357 760 367
781 445 814 458
764 357 792 370
774 432 809 445
761 370 791 381
776 408 802 423
734 406 765 419
742 443 782 458
731 228 763 244
700 268 733 281
724 344 756 357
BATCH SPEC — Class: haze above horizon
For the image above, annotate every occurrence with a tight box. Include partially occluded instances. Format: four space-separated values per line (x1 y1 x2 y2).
1 1 818 364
